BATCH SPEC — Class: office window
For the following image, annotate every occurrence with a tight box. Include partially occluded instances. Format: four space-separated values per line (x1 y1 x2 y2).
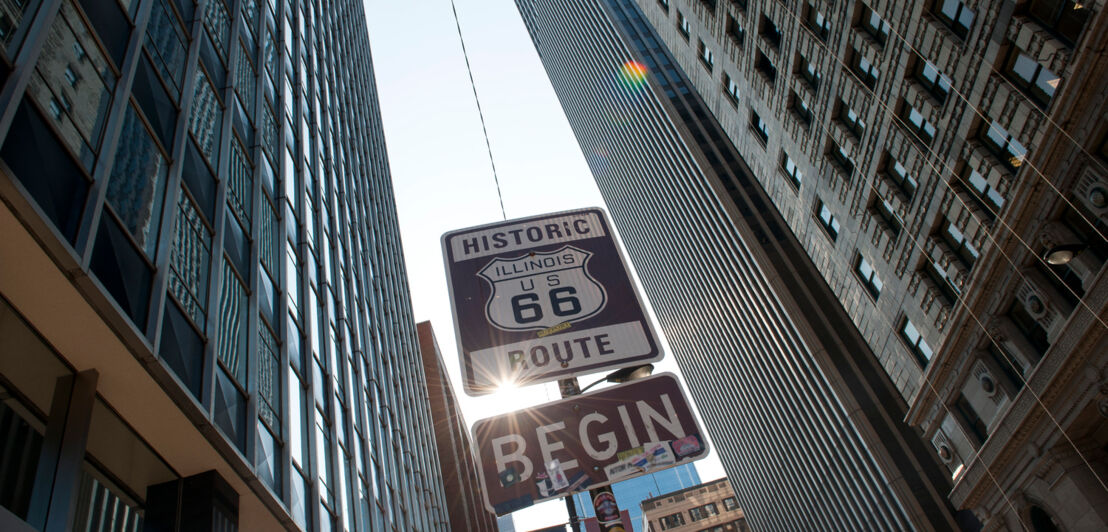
925 258 961 305
880 155 917 200
827 140 855 177
105 104 170 257
900 103 937 145
723 497 739 511
1004 49 1060 107
965 168 1006 212
749 109 768 147
30 2 115 171
854 254 883 299
169 190 213 327
858 4 891 45
727 15 745 45
698 39 715 71
933 0 975 39
848 49 879 88
913 58 952 103
660 512 687 529
755 51 777 83
900 317 934 365
700 0 718 11
873 196 903 237
760 15 782 48
781 152 803 188
838 100 866 138
723 74 740 105
146 0 188 98
796 53 821 90
658 0 670 12
1027 0 1090 46
730 0 747 10
789 91 812 125
981 120 1028 171
942 220 980 269
678 12 691 40
815 199 841 241
804 4 831 41
189 67 224 167
690 502 720 521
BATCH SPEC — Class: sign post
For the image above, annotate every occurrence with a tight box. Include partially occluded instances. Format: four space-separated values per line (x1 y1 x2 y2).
470 373 708 515
442 208 662 395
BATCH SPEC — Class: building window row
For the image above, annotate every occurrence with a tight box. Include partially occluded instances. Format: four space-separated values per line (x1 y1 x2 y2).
689 501 721 521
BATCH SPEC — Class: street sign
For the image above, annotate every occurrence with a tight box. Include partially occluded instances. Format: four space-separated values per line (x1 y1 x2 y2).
442 208 661 395
470 373 709 515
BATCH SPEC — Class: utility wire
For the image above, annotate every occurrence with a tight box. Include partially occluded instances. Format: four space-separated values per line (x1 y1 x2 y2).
449 0 508 221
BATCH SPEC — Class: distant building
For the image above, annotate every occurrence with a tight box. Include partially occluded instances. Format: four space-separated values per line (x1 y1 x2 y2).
641 478 747 532
417 321 498 532
571 462 701 532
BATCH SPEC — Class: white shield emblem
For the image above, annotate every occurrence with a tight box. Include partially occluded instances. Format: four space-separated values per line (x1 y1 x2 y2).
478 245 607 331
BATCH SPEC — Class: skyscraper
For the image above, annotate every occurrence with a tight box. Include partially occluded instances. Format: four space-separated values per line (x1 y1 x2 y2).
570 462 700 532
516 0 975 529
517 0 1108 530
0 0 447 530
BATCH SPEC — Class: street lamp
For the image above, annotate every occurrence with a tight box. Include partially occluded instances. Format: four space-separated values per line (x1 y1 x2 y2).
1044 243 1086 265
580 364 655 393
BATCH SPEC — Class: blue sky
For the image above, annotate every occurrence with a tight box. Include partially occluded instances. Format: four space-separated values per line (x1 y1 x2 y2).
364 0 725 528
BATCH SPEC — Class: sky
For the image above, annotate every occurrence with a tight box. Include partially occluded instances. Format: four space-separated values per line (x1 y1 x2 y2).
363 1 725 529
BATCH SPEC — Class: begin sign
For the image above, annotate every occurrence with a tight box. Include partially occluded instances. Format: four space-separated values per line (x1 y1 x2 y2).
471 374 708 514
442 208 661 395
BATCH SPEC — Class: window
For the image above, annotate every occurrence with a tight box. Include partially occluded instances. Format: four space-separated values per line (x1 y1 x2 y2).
980 120 1028 171
755 51 777 83
723 74 740 105
64 65 79 87
760 15 781 47
848 49 879 88
854 254 884 299
965 168 1005 212
913 58 952 102
924 258 961 305
804 4 831 41
730 0 747 10
796 53 821 90
900 316 934 364
815 199 841 240
749 109 769 147
781 152 803 188
106 104 171 257
942 220 980 269
1004 49 1060 107
871 195 902 237
933 0 974 39
678 12 691 40
883 154 918 199
789 91 812 125
699 0 718 11
727 15 745 45
858 4 890 45
660 511 687 529
690 502 720 521
658 0 670 12
827 140 855 177
900 103 937 145
698 39 715 71
723 497 739 511
1027 0 1090 46
838 100 866 138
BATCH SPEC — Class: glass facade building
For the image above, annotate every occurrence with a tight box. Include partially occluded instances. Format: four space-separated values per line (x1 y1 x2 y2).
0 0 448 530
515 0 962 530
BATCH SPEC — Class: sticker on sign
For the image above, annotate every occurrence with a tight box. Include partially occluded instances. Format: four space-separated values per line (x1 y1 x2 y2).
470 373 708 515
442 208 662 395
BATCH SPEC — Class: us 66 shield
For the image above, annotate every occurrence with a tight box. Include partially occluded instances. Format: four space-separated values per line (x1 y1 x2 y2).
442 208 661 395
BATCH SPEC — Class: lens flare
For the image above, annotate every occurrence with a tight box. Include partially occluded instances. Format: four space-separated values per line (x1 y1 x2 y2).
618 60 648 89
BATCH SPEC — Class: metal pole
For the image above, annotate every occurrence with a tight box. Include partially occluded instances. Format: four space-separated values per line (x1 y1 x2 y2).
558 378 627 532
